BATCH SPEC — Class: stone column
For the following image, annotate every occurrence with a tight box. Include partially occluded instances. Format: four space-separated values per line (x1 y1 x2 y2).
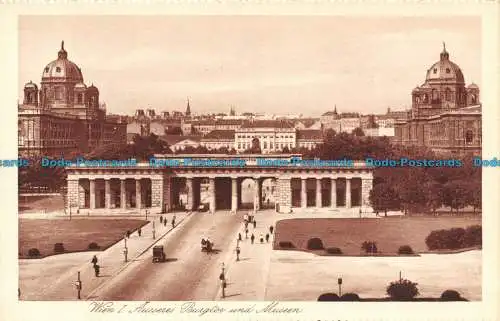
345 178 351 208
316 178 322 208
361 177 373 207
209 178 216 213
277 178 292 213
253 178 261 212
89 179 96 209
105 179 111 209
120 179 126 209
136 179 142 209
67 179 79 210
151 178 164 210
330 178 337 208
301 178 307 208
231 177 238 212
186 177 194 211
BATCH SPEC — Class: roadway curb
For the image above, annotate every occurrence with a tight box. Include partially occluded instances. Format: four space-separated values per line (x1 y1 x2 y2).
84 212 194 300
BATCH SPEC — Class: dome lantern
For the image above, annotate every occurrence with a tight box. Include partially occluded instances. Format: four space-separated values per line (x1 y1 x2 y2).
58 40 68 60
440 41 449 61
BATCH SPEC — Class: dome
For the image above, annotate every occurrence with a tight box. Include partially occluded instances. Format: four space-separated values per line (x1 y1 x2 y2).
467 83 479 89
24 81 38 89
87 83 99 94
425 44 465 84
41 41 84 83
74 82 87 89
412 86 420 93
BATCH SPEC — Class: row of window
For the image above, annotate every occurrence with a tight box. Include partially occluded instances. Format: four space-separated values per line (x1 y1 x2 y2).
236 134 295 139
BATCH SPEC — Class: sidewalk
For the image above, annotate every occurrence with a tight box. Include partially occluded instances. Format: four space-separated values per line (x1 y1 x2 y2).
216 210 277 300
19 212 191 300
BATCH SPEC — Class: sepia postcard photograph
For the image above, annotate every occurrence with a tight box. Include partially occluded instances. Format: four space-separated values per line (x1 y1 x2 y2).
1 3 499 321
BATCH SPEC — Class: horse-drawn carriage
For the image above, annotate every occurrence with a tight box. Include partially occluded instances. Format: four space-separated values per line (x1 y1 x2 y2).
152 245 166 263
201 239 215 253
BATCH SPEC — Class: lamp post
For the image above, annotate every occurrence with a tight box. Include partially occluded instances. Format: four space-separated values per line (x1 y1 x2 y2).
152 221 156 239
338 277 343 297
145 209 148 220
123 237 128 262
75 271 82 300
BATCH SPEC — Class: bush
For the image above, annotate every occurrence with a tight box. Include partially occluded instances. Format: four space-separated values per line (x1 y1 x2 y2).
325 247 343 255
28 248 40 257
463 225 482 247
317 293 339 301
307 238 324 250
440 290 465 301
425 228 466 250
278 241 295 249
88 242 100 250
398 245 414 255
386 279 419 301
53 243 65 253
340 293 360 301
361 241 378 254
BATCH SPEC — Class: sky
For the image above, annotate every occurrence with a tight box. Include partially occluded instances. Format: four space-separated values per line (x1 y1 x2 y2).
19 16 481 117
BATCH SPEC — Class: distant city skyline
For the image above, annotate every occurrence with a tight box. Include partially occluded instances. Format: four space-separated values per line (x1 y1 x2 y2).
19 16 481 117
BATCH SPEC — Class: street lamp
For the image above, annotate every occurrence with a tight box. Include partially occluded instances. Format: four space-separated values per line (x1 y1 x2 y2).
338 277 343 297
75 271 82 300
123 237 128 262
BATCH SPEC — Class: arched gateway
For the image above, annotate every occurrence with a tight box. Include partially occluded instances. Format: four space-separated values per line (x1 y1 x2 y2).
66 154 374 215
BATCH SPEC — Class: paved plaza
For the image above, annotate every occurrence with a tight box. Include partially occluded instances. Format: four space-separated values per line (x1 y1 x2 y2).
19 208 481 301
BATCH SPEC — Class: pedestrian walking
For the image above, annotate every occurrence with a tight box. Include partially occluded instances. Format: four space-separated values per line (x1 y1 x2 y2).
245 228 249 239
126 230 131 238
243 213 248 222
269 225 274 234
138 228 142 237
245 221 249 229
91 255 98 266
265 233 270 243
160 216 163 223
236 246 241 261
250 233 255 244
164 219 167 227
253 220 257 229
260 234 264 243
238 233 242 241
94 264 100 277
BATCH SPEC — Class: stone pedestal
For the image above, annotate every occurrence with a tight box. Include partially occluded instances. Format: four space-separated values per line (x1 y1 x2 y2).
361 178 373 208
253 178 261 212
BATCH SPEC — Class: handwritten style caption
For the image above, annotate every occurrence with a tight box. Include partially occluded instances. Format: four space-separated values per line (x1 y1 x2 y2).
89 301 302 316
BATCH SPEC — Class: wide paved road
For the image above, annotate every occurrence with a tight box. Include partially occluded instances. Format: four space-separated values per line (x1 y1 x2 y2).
90 211 242 300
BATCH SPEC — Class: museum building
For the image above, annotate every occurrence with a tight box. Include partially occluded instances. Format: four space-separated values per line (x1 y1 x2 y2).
394 44 481 155
18 41 127 157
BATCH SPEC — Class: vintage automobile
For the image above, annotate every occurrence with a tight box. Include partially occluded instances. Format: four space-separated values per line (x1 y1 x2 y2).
198 203 209 212
152 245 166 263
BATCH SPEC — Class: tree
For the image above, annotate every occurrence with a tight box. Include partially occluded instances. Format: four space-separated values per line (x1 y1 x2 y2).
441 180 469 214
352 127 365 137
369 183 400 216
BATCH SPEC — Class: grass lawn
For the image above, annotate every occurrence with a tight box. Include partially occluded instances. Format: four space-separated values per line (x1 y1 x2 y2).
19 219 148 258
19 195 64 212
273 216 481 255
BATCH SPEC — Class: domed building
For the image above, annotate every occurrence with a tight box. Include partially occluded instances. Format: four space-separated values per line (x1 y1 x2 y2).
394 44 481 155
18 41 127 157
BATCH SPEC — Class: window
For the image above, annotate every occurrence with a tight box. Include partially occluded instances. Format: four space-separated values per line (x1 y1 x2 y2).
445 88 452 101
45 67 49 72
446 68 451 73
465 130 474 144
56 67 61 72
433 68 437 74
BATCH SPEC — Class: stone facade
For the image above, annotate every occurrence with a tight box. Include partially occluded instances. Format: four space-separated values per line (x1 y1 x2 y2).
66 155 374 215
